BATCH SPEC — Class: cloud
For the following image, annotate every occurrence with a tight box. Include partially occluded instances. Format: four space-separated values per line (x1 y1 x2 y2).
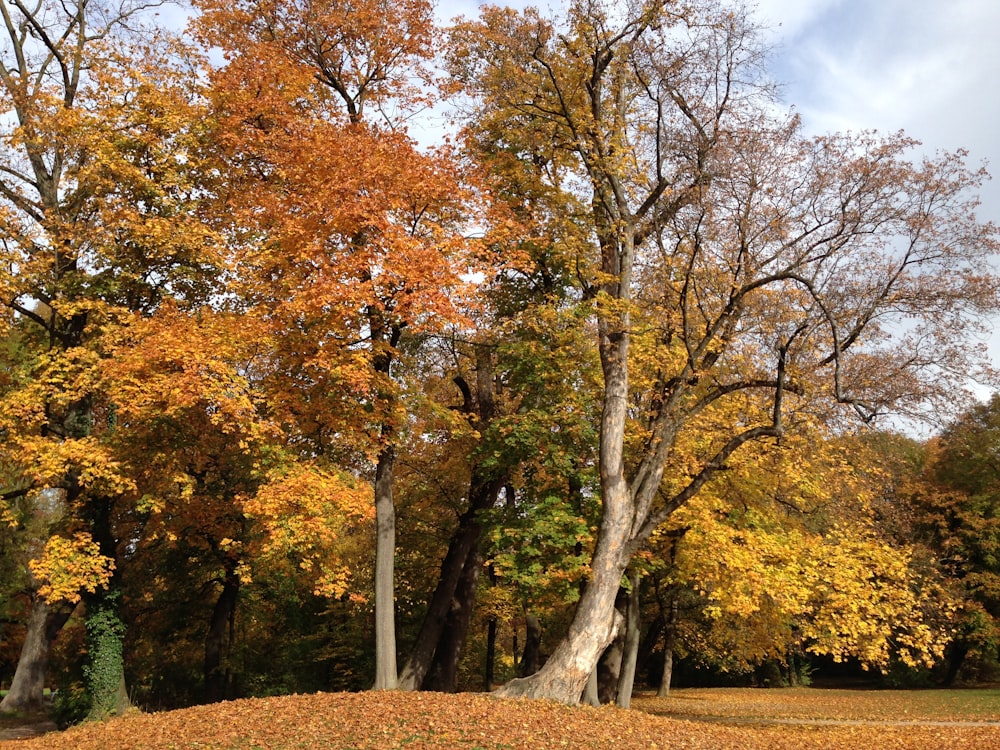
769 0 1000 149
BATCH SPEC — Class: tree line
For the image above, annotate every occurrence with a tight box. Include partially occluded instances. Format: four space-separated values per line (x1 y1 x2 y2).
0 0 998 720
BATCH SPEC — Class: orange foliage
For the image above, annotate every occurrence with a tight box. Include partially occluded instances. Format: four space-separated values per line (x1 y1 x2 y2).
4 690 999 749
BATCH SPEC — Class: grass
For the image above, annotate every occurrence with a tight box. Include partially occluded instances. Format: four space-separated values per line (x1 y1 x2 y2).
635 686 1000 723
0 687 997 749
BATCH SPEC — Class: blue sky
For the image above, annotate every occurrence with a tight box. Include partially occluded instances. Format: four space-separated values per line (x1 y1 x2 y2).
760 0 999 182
754 0 1000 371
438 0 999 183
436 1 1000 384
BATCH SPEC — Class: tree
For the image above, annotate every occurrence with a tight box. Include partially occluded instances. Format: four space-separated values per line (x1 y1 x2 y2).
908 395 1000 682
0 486 81 713
0 0 221 715
193 0 479 690
450 0 1000 703
665 432 953 680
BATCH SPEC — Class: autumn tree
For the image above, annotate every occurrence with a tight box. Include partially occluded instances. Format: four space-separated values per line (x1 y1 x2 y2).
450 0 1000 703
193 0 479 690
905 396 1000 682
0 0 225 716
396 236 604 691
660 429 953 687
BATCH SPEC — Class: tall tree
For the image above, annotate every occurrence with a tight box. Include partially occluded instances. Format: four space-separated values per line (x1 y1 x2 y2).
194 0 478 690
450 0 1000 703
0 0 220 715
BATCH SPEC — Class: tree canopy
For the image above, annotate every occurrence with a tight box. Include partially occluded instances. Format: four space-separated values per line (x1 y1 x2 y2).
1 0 999 715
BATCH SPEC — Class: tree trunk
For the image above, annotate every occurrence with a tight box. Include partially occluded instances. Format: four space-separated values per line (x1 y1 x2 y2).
400 344 500 691
484 615 497 692
518 614 543 678
942 640 968 687
424 547 482 692
492 207 637 703
657 597 679 698
84 588 129 720
616 571 642 708
398 478 499 690
597 636 623 705
658 646 674 698
0 597 72 713
581 668 600 706
495 516 628 701
84 495 129 720
373 442 398 690
204 567 239 703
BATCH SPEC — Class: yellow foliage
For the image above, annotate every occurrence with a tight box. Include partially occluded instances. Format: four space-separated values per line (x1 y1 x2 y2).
245 463 373 598
29 532 115 604
1 499 16 528
666 426 954 671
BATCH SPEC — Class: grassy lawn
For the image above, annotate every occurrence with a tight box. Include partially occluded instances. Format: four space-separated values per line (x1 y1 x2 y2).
634 686 1000 723
0 688 997 748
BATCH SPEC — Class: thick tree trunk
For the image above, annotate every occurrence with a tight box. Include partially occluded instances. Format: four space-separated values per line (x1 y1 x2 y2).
84 588 129 720
204 567 239 703
400 344 500 691
0 597 72 713
597 635 624 705
942 640 968 687
493 218 637 703
398 477 499 690
84 495 129 719
424 547 482 692
373 442 398 690
518 614 543 678
581 669 600 706
616 572 642 708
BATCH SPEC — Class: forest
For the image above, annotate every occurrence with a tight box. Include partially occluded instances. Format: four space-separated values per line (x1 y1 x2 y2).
1 0 999 725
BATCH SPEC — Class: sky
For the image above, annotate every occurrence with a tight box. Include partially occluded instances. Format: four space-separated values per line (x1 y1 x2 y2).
729 0 1000 391
435 0 1000 406
163 0 1000 406
436 0 1000 213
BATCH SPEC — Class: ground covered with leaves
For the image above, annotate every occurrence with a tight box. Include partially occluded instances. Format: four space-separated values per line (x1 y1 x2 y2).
2 689 999 749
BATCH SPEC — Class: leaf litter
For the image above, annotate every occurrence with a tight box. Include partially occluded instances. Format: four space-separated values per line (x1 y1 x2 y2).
1 689 997 749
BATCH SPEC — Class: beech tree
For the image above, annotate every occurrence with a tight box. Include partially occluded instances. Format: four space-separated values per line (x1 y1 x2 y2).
450 0 1000 703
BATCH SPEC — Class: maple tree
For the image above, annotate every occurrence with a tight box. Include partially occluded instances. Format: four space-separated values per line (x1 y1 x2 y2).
450 0 1000 703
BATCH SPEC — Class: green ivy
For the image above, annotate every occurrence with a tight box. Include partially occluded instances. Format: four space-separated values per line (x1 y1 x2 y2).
84 589 127 720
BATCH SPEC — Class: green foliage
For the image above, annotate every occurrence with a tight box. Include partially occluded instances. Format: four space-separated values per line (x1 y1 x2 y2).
487 495 593 606
906 395 1000 674
84 590 128 720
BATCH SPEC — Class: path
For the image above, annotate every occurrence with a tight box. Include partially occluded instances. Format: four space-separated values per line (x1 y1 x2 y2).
0 720 58 742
